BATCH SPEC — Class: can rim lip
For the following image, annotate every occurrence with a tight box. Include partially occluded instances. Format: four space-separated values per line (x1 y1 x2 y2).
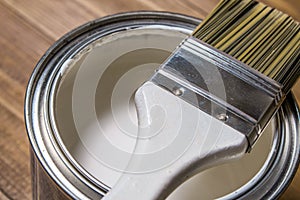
24 11 202 199
24 11 300 199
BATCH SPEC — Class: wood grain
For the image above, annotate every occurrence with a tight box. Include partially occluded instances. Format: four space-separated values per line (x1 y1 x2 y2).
0 0 299 199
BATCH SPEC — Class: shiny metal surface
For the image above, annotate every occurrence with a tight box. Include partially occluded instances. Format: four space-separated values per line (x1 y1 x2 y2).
151 36 284 150
25 12 300 199
25 11 201 199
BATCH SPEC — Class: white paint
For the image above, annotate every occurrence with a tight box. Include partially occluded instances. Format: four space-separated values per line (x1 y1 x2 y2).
54 27 274 199
103 82 248 200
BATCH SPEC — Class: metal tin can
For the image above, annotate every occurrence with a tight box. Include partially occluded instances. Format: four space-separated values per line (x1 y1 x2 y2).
25 11 300 200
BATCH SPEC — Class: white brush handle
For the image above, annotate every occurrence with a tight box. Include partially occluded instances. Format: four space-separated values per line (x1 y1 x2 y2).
103 82 248 200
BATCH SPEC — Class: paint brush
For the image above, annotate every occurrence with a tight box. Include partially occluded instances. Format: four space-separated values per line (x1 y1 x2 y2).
103 0 299 199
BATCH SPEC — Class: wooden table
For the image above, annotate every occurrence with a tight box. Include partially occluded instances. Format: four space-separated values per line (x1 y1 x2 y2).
0 0 299 199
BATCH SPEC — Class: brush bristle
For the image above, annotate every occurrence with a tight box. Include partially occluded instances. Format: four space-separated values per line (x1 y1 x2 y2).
193 0 300 92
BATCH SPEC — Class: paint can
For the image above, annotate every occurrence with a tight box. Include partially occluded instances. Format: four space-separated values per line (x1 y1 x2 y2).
25 11 300 199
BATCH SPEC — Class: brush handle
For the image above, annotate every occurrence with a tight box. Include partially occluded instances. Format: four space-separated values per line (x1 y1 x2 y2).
106 0 299 198
103 82 248 200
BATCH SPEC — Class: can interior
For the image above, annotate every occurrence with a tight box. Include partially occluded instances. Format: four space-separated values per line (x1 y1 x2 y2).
53 26 274 199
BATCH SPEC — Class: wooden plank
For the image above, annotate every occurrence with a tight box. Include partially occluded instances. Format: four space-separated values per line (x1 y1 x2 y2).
0 1 53 119
260 0 300 21
1 0 98 40
0 70 24 120
0 103 31 199
0 2 52 86
138 0 219 18
74 0 151 16
1 0 219 43
292 80 300 103
0 2 53 199
74 0 219 19
0 190 10 200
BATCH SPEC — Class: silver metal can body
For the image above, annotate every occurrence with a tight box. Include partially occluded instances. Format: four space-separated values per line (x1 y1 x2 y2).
25 12 300 200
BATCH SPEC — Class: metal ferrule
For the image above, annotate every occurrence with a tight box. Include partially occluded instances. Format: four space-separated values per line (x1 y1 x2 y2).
150 36 284 151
